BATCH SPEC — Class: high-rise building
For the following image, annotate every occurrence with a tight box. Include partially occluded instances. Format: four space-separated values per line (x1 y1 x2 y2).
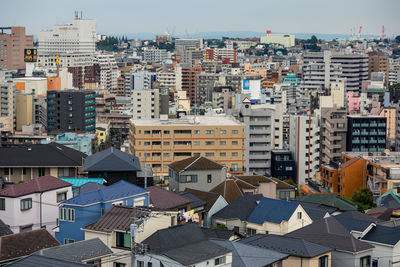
0 82 15 133
143 49 169 63
157 71 176 90
175 66 202 106
213 48 237 63
95 53 119 93
368 51 389 87
289 114 320 186
132 72 157 91
47 90 96 134
15 93 47 131
131 89 160 120
346 115 386 152
129 115 245 180
0 27 34 71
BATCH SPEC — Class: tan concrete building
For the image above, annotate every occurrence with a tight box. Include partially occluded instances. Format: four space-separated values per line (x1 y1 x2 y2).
368 51 389 87
0 82 15 133
379 107 396 146
15 93 33 131
129 115 245 180
0 27 34 71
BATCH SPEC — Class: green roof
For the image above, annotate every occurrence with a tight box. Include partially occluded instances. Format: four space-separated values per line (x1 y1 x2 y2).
59 178 104 187
299 194 358 211
376 189 400 206
365 89 388 93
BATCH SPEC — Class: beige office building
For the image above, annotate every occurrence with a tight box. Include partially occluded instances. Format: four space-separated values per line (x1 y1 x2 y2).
129 115 245 180
0 82 15 133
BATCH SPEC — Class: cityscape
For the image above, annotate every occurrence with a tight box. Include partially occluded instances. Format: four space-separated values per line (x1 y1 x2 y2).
0 1 400 267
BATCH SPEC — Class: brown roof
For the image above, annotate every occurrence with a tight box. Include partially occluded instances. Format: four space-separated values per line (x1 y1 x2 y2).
84 205 152 233
0 176 71 198
168 156 224 172
341 157 360 169
210 179 248 204
234 175 274 187
184 188 221 212
270 177 296 189
0 229 60 262
147 186 191 210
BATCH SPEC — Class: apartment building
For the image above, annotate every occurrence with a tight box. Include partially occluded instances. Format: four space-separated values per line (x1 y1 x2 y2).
289 114 320 186
131 89 160 120
346 115 386 152
95 53 119 93
388 58 400 85
143 48 169 63
47 90 96 134
129 115 245 180
132 71 157 91
0 26 34 71
213 48 237 63
368 51 389 87
156 71 175 90
0 82 14 133
175 66 202 105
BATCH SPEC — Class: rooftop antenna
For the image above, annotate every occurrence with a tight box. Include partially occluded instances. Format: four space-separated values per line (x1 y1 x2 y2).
81 11 83 19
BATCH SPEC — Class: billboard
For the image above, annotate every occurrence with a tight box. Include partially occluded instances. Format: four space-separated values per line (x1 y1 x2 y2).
242 79 261 100
24 49 37 62
243 80 250 90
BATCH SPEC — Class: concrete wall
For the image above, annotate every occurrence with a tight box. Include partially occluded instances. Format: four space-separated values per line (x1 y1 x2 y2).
170 168 226 193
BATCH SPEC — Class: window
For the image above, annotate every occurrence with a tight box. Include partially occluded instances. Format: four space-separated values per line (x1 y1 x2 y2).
58 167 70 177
137 261 144 267
147 263 153 267
205 141 215 145
116 232 131 248
220 152 226 157
38 168 45 176
179 175 198 183
22 168 26 175
20 198 32 211
205 152 214 157
64 239 75 244
232 152 238 157
164 153 170 157
285 166 293 171
360 256 371 267
20 224 33 232
134 197 145 207
297 212 302 219
194 130 200 134
232 130 238 134
163 130 170 134
220 130 226 134
114 263 126 267
246 228 256 236
60 207 67 221
57 192 67 202
215 256 226 266
194 141 200 145
68 208 75 221
0 198 4 210
319 256 328 267
232 141 238 145
207 174 212 183
205 130 214 134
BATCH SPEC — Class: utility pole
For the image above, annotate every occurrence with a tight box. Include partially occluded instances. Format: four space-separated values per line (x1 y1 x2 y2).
130 208 138 267
144 150 147 189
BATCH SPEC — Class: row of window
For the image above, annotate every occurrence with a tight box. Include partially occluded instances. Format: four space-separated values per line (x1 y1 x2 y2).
60 207 75 222
140 129 240 135
141 140 241 146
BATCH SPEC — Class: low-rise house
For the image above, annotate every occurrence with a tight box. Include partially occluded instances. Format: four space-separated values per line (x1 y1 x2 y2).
210 179 256 204
213 194 263 235
0 143 87 183
168 156 226 192
0 176 73 234
56 180 149 244
0 229 60 265
137 223 233 267
234 175 277 198
211 239 289 267
5 254 93 267
201 228 242 241
366 206 393 221
179 191 206 225
293 201 335 221
83 147 152 187
41 132 95 155
270 177 297 200
184 188 228 227
59 178 104 196
239 234 333 267
334 211 381 239
376 189 400 216
287 217 374 267
245 197 313 236
35 238 113 266
147 185 191 212
299 194 358 213
83 205 178 267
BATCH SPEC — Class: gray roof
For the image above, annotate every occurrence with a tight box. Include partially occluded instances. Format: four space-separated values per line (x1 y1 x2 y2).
34 238 113 263
179 192 206 209
239 234 332 258
333 211 382 233
213 194 263 221
286 217 374 253
143 223 231 265
83 147 141 172
76 182 105 195
0 219 12 237
362 225 400 246
293 201 336 221
211 239 288 267
6 254 93 267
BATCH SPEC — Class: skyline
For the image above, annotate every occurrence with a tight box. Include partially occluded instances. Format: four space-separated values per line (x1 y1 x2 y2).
1 0 399 38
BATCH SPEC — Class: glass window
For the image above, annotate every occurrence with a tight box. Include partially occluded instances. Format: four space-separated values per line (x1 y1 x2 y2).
360 256 371 267
58 167 70 177
215 256 226 266
207 174 212 183
220 141 226 145
57 192 67 202
194 130 200 134
297 212 302 219
232 141 238 145
220 130 226 134
68 208 75 222
220 152 226 157
0 198 5 210
205 141 215 145
116 232 131 248
232 130 238 134
232 152 238 157
194 141 200 145
205 152 214 157
20 198 32 211
205 130 214 134
319 256 328 267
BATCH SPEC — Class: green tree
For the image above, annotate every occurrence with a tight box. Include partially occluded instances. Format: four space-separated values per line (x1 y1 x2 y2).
18 180 25 184
351 187 374 212
396 35 400 43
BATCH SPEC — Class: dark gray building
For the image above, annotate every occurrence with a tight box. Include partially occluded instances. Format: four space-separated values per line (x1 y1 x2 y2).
47 90 96 134
346 115 386 152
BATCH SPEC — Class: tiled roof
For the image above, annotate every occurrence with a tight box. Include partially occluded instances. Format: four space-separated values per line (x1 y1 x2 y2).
0 143 87 167
210 179 249 204
62 180 148 206
147 186 191 210
292 201 336 221
213 194 263 221
0 176 71 198
299 194 358 211
270 177 296 189
247 198 299 225
6 254 92 267
234 175 274 186
168 156 224 172
184 188 222 212
179 192 206 209
286 217 373 252
0 229 60 262
362 225 400 246
83 147 141 172
35 238 113 263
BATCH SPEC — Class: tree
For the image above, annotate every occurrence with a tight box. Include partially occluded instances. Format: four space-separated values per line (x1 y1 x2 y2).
352 187 374 212
396 35 400 43
310 35 318 44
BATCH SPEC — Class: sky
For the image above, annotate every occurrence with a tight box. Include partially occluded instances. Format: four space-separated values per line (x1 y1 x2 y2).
0 0 399 38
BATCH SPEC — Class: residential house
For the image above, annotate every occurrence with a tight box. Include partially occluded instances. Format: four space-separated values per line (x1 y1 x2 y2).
137 223 233 267
41 132 95 155
147 185 191 212
179 191 206 225
333 211 382 239
0 176 73 234
293 201 335 221
5 254 93 267
239 234 333 267
210 179 256 204
299 194 358 213
0 229 60 265
366 206 393 221
168 156 226 192
35 238 113 266
376 189 400 217
270 177 297 200
83 147 152 187
287 217 374 267
84 205 178 267
56 180 149 244
213 194 263 235
245 197 313 236
59 177 105 196
0 143 87 183
184 188 228 227
0 219 12 236
201 228 242 241
211 239 289 267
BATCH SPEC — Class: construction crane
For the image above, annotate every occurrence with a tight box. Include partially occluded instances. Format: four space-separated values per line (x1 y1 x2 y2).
358 26 363 39
382 25 386 40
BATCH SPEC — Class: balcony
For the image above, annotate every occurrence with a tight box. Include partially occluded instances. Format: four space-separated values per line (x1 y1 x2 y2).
85 113 96 118
378 139 385 144
361 139 368 144
369 140 377 144
370 131 378 135
378 123 386 127
353 132 360 136
85 107 95 112
85 101 96 106
361 123 369 127
352 139 360 144
361 131 369 135
370 123 377 127
353 123 361 127
378 131 386 135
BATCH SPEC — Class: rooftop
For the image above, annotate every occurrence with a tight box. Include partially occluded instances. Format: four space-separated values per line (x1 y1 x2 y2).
247 197 299 225
131 115 243 126
83 147 141 172
343 151 400 167
147 186 191 210
168 156 224 172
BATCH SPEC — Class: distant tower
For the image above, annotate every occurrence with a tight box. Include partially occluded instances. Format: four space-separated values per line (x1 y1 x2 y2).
382 25 386 40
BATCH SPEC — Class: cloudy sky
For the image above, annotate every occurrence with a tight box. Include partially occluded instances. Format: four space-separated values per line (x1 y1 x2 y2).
0 0 399 37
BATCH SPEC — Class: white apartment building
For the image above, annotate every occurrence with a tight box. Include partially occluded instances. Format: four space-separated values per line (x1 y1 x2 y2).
131 89 160 120
0 82 14 133
389 58 400 85
213 48 236 63
175 39 202 51
260 34 295 47
156 71 176 90
143 48 169 63
289 114 320 186
95 53 120 92
132 72 157 91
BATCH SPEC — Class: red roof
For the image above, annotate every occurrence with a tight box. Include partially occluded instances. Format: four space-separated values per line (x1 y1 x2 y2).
147 186 191 210
0 176 71 198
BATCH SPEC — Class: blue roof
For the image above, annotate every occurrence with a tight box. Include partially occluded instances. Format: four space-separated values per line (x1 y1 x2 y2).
62 180 148 206
247 197 299 225
59 178 104 187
